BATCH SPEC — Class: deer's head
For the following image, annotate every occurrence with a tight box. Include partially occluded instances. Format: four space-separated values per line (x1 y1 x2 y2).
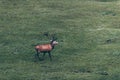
50 36 58 46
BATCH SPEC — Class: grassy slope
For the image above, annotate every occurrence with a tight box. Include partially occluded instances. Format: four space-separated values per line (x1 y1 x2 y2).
0 0 120 80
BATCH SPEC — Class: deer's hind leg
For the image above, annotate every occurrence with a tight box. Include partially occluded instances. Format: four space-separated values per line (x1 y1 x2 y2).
35 49 41 61
42 52 46 60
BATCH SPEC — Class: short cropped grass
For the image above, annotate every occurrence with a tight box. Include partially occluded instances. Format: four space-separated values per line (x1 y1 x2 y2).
0 0 120 80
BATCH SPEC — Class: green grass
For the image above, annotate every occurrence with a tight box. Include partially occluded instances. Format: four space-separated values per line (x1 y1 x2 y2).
0 0 120 80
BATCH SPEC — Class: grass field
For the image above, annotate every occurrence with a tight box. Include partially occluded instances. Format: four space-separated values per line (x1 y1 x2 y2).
0 0 120 80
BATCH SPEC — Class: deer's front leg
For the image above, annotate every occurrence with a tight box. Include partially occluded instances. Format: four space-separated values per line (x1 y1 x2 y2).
48 52 52 61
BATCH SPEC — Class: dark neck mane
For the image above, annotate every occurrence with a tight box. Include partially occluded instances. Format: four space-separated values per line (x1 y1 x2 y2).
50 41 55 49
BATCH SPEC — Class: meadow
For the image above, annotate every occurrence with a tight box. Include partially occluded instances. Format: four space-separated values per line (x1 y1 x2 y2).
0 0 120 80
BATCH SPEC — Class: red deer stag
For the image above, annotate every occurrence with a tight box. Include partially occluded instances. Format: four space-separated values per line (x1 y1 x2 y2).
35 36 58 61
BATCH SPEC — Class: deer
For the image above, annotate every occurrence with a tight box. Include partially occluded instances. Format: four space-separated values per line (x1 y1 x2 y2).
34 34 58 61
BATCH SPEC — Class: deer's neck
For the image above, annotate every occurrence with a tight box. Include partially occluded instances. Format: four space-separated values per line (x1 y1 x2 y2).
50 43 55 49
52 45 54 49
